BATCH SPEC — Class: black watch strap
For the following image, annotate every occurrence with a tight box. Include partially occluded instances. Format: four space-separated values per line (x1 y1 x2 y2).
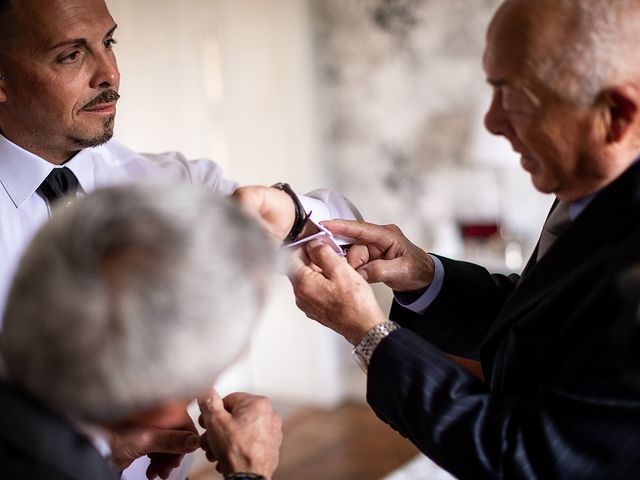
225 473 266 480
271 182 309 244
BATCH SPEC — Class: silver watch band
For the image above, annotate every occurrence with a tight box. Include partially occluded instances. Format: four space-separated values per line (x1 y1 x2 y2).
352 320 400 373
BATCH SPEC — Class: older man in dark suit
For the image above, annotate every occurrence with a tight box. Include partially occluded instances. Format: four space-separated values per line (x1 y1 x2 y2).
290 0 640 478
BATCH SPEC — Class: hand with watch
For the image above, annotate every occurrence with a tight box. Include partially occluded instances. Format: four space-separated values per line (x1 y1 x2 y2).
231 183 314 244
232 183 354 257
197 388 282 480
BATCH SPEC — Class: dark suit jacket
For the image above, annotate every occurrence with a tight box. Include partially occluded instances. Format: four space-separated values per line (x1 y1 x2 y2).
367 161 640 479
0 382 119 480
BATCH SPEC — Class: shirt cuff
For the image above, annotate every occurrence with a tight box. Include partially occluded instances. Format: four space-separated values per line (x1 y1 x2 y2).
298 188 363 223
393 255 444 314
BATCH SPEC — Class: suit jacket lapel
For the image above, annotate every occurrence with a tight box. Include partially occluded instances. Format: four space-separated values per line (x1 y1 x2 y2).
0 383 117 480
482 160 640 350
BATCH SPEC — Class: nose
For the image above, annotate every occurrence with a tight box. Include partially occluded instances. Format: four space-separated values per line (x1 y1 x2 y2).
90 50 120 89
484 89 514 138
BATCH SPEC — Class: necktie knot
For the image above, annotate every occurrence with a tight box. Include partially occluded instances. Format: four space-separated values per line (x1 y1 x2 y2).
37 167 79 207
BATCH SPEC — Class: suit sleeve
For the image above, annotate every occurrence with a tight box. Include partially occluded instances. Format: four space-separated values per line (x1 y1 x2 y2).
390 255 518 359
366 328 640 480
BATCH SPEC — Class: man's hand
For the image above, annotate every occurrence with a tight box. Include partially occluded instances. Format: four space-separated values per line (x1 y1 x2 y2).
232 186 294 241
290 240 388 345
322 220 434 293
197 388 282 479
109 415 199 479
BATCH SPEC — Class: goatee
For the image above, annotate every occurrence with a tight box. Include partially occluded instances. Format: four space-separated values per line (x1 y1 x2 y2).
70 115 115 148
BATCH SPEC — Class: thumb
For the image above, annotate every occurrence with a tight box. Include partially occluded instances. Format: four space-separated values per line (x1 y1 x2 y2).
359 258 403 285
305 240 344 279
197 388 228 428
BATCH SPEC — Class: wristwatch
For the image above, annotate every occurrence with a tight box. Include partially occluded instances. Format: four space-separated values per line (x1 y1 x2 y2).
271 182 309 244
225 473 266 480
352 320 400 373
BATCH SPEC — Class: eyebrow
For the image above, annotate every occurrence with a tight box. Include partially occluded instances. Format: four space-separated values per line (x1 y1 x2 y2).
485 79 542 108
47 24 118 51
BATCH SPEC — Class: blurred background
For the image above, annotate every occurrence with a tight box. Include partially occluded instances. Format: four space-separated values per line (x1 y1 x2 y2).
106 0 552 477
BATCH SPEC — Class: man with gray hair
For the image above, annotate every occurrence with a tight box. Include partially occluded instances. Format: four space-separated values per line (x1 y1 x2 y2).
0 184 282 480
291 0 640 478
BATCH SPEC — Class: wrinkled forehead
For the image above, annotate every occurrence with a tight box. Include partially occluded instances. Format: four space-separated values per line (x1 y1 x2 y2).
482 0 558 80
7 0 115 51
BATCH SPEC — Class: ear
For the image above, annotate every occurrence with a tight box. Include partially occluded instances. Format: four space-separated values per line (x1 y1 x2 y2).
599 85 639 144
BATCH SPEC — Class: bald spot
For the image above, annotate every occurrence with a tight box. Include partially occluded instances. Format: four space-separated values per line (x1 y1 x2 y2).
484 0 576 84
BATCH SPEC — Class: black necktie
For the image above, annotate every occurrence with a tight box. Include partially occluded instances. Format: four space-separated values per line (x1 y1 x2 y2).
37 167 79 207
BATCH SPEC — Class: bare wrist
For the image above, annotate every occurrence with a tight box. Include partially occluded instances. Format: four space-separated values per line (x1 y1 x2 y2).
418 252 435 287
224 454 275 478
346 312 389 346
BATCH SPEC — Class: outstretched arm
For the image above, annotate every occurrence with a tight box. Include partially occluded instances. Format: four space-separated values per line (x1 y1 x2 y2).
232 186 361 244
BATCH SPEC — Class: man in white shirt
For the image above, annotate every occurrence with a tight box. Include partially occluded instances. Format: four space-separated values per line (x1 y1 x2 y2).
0 0 355 478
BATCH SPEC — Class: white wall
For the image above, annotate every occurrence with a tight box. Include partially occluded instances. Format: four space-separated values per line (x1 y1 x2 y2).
107 0 216 159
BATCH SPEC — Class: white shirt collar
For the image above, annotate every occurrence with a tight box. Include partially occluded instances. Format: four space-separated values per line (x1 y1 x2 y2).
0 133 97 208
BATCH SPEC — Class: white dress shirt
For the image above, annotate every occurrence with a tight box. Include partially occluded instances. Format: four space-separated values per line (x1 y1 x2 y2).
0 132 355 480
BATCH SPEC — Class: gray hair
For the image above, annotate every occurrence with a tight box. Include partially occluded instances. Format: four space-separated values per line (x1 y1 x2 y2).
499 0 640 105
1 184 279 423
